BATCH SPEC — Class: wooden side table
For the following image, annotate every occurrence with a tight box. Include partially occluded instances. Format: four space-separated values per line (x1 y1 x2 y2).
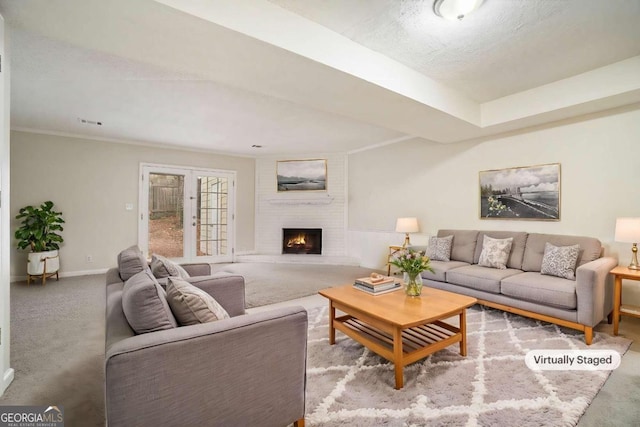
387 245 403 276
610 265 640 335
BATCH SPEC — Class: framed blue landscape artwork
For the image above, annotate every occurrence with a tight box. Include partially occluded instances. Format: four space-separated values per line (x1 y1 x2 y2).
277 159 327 192
479 163 560 220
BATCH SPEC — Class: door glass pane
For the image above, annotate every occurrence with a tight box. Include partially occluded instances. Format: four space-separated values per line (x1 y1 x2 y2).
148 173 184 257
197 176 228 256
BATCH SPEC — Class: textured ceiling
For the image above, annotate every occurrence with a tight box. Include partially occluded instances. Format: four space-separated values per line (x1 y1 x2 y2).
1 0 640 155
269 0 640 102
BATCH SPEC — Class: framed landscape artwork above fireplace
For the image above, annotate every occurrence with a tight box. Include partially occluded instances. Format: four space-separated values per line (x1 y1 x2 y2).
479 163 561 221
277 159 327 192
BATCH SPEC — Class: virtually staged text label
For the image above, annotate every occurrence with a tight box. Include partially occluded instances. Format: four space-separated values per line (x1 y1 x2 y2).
525 349 621 371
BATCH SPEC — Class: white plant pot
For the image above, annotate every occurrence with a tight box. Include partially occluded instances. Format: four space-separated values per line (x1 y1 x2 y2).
27 250 60 275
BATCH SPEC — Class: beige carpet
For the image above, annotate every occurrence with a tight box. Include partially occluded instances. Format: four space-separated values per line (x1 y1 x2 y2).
305 305 632 427
210 262 383 308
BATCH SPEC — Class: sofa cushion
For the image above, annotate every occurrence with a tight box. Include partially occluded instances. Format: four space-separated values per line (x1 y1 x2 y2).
421 260 469 282
437 230 479 264
117 245 148 281
166 277 230 326
540 243 580 280
501 272 577 310
122 269 177 334
150 254 191 279
478 236 513 270
522 233 602 272
473 231 528 270
426 235 453 262
446 265 522 294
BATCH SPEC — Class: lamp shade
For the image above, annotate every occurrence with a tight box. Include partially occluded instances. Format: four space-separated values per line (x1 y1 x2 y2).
395 217 419 233
614 218 640 243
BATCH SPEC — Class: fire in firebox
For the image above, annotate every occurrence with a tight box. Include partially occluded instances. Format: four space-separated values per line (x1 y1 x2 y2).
282 228 322 254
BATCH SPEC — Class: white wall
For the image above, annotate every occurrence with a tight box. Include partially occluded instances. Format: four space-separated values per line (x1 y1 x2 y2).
0 14 14 396
348 105 640 303
254 154 348 259
10 131 256 278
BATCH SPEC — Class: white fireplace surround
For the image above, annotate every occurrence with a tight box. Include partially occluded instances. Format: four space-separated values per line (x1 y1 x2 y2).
250 154 356 265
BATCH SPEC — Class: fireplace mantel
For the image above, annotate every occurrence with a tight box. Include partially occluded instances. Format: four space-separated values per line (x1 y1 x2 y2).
266 195 334 205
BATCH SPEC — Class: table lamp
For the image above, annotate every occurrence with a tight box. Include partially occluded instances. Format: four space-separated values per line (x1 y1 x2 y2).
396 217 419 248
615 217 640 270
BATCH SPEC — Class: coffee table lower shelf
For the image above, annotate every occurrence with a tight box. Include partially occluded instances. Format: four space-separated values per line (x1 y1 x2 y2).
333 314 465 389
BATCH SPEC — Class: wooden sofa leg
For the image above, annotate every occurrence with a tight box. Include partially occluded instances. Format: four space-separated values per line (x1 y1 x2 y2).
584 327 593 345
293 418 305 427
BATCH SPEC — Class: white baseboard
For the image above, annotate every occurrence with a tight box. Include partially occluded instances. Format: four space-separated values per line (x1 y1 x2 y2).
11 267 109 283
1 368 14 396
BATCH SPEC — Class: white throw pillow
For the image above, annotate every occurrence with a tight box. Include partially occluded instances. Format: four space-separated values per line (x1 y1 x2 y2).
165 277 230 326
426 235 453 262
541 242 580 280
478 235 513 270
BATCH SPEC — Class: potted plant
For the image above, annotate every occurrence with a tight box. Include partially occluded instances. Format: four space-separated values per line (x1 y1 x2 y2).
15 201 65 278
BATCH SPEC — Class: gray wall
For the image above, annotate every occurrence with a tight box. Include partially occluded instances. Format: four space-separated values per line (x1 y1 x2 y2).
10 131 255 277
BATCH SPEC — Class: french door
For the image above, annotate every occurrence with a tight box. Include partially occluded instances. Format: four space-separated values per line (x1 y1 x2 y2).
139 164 235 263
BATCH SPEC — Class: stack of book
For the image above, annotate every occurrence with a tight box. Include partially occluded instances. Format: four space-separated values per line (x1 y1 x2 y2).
353 275 401 295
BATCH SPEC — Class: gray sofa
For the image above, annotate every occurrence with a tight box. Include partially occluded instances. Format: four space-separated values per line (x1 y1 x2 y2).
417 230 617 344
105 262 307 427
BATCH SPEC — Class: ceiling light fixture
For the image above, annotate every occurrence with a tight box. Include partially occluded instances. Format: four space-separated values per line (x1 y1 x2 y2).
433 0 483 21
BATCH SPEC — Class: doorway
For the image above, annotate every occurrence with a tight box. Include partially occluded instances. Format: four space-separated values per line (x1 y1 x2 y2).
139 164 235 263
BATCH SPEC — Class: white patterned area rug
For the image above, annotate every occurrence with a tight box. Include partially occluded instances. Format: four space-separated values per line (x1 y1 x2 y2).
304 305 632 427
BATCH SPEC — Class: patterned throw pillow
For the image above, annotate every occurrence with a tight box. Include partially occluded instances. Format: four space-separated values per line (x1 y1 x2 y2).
165 277 230 326
541 242 580 280
150 254 190 279
426 235 453 262
478 236 513 270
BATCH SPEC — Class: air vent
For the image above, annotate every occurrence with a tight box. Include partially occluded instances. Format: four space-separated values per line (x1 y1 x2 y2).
77 117 103 126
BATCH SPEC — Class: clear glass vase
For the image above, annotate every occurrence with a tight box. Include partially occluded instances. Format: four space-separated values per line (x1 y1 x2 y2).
403 271 423 297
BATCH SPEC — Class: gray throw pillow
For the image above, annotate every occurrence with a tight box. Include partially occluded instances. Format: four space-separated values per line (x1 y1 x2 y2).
166 277 230 326
541 242 580 280
122 269 177 334
117 245 148 281
478 235 513 270
150 254 190 279
426 235 453 262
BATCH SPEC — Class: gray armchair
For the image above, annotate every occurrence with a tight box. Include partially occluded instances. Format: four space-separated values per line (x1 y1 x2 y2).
105 263 307 427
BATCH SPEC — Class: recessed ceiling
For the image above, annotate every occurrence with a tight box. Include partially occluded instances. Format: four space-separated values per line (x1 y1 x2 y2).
1 0 639 156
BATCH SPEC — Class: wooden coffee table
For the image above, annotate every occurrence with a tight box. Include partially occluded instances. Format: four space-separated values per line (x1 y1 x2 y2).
318 284 477 389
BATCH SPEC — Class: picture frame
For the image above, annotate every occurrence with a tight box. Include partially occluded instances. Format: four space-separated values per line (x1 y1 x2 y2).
277 159 327 192
479 163 560 220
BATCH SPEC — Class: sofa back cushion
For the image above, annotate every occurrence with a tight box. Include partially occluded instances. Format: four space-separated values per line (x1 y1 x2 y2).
437 230 479 264
522 233 602 272
473 231 528 270
117 245 148 281
122 269 178 334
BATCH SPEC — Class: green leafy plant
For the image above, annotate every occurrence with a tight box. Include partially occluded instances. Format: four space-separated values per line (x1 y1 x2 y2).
15 201 65 252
